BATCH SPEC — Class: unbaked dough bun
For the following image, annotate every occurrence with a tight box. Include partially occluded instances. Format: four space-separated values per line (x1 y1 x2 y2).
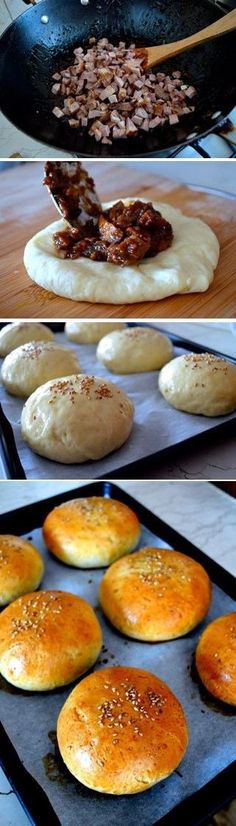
97 326 173 373
0 322 54 357
65 321 126 344
23 200 219 304
159 353 236 417
21 375 134 463
1 341 81 398
99 547 211 641
0 590 102 690
57 665 188 794
196 612 236 706
43 496 141 568
0 535 44 607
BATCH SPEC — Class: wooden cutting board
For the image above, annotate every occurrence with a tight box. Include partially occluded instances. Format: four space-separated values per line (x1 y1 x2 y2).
0 161 236 319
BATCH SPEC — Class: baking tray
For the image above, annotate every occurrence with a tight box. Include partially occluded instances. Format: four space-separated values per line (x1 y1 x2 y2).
1 327 236 480
0 481 235 826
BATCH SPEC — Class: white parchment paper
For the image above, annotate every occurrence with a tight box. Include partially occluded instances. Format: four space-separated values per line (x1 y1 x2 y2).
0 333 235 479
0 516 235 826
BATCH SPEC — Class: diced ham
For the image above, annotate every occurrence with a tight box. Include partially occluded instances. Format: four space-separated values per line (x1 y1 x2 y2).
185 86 196 99
52 107 64 119
169 113 179 125
51 83 61 95
51 38 196 142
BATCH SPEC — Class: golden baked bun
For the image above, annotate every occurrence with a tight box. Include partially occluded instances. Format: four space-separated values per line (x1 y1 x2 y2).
97 326 173 374
57 665 188 794
43 496 141 568
0 535 44 606
159 353 236 416
1 341 81 398
0 590 102 691
65 321 126 344
196 612 236 705
0 322 53 357
21 375 134 463
99 547 211 641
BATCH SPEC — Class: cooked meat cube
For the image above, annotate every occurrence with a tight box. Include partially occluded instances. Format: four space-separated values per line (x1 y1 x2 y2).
107 229 150 266
98 214 124 244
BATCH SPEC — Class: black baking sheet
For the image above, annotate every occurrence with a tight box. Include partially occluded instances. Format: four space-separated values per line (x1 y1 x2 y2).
0 481 235 826
1 328 236 480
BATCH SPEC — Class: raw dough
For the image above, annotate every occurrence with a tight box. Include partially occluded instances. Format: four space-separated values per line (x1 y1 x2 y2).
65 321 126 344
21 374 134 463
159 353 236 416
1 341 81 398
0 322 53 357
24 200 219 304
97 326 173 373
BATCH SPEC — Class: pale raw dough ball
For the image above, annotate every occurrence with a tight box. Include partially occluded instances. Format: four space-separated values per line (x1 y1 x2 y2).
1 342 82 398
159 353 236 416
97 326 173 373
65 321 126 344
21 374 134 463
0 322 53 357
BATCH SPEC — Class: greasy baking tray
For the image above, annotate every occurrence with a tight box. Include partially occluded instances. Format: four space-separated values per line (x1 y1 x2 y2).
1 327 236 480
0 481 235 826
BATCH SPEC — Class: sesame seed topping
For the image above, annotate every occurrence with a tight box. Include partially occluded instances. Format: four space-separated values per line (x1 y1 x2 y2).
10 592 63 639
184 353 229 372
97 681 166 737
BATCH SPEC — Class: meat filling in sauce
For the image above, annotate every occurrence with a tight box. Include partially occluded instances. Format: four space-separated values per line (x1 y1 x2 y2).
53 200 173 266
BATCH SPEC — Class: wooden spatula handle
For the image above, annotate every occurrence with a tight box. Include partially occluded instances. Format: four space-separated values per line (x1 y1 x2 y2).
146 9 236 68
175 8 236 50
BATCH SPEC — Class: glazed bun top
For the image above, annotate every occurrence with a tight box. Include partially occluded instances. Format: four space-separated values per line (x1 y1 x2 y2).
0 590 102 691
0 322 54 357
57 665 188 795
0 534 44 606
65 321 126 344
196 612 236 706
99 547 211 640
43 496 141 568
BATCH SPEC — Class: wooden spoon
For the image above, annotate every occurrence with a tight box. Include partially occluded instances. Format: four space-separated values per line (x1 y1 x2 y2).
136 8 236 70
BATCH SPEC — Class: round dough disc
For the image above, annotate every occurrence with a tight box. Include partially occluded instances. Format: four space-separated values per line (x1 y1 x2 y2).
0 322 53 357
159 353 236 416
1 341 81 398
97 326 173 373
65 321 126 344
24 200 219 304
21 374 134 463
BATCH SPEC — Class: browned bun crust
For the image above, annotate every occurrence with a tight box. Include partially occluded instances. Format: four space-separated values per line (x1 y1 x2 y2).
57 665 188 794
43 496 141 568
0 590 102 691
99 547 211 641
196 612 236 706
0 535 44 606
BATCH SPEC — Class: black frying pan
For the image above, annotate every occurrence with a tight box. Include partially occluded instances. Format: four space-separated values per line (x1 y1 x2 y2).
0 0 236 157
